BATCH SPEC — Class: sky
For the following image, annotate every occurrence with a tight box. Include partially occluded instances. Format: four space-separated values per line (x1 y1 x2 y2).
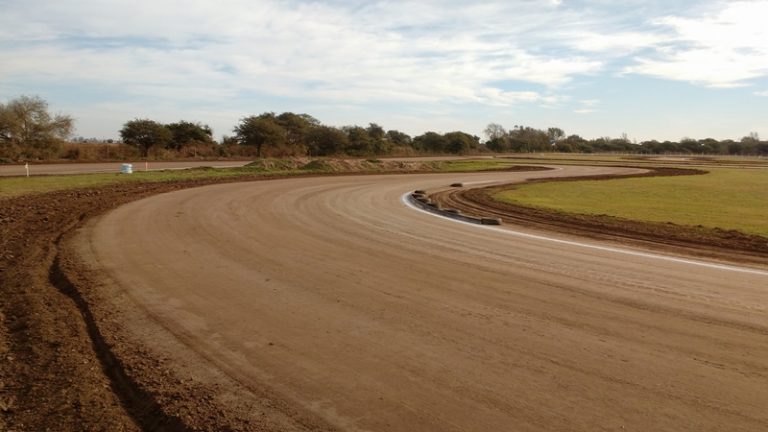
1 0 767 142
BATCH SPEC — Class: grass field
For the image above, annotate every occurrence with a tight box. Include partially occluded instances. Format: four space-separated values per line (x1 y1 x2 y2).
494 167 768 237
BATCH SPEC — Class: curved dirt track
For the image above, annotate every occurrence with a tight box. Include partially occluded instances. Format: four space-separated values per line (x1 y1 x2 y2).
76 165 768 431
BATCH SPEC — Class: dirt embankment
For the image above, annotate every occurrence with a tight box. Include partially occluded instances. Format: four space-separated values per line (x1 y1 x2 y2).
431 167 768 266
0 181 221 431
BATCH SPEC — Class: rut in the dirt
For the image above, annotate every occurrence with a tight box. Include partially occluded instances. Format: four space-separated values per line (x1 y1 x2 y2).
49 247 196 432
0 180 246 431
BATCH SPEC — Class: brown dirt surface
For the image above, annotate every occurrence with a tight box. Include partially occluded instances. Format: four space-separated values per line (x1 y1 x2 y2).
431 167 768 266
3 163 768 431
0 163 546 431
74 167 768 431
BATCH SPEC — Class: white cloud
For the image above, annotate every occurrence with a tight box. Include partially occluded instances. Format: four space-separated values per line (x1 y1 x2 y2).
755 91 768 97
574 99 599 114
4 0 766 140
624 1 768 87
0 0 603 111
569 31 665 54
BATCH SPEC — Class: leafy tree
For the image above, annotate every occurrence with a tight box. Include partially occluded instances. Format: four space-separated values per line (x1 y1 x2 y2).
444 131 478 154
120 119 172 156
0 95 73 159
679 137 700 154
366 123 389 154
699 138 724 154
562 134 588 153
738 132 760 155
509 126 548 152
166 121 213 149
547 127 565 145
306 125 349 156
386 129 412 147
233 115 286 157
366 123 385 141
413 131 447 153
343 126 373 155
276 112 319 150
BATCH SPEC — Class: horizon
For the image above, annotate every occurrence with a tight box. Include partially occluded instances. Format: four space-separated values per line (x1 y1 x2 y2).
2 0 767 142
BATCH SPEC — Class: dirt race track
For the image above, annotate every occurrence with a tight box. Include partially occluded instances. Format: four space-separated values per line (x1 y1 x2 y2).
67 165 768 431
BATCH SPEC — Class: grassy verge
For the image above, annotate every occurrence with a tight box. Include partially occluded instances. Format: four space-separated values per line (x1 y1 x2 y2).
434 159 521 172
0 168 264 198
0 158 523 198
494 168 768 237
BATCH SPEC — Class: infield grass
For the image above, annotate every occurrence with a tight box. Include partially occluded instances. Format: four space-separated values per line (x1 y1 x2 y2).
494 168 768 237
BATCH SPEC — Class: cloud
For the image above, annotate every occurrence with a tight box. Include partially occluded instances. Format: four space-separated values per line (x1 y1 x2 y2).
574 99 600 114
756 90 768 97
4 0 766 140
0 0 603 112
569 31 666 54
624 1 768 87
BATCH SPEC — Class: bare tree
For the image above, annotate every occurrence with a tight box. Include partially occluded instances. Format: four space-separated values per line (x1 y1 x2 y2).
484 123 507 142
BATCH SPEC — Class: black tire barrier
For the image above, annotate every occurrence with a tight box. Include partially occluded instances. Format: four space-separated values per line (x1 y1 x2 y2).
450 183 464 187
408 193 496 225
480 217 502 225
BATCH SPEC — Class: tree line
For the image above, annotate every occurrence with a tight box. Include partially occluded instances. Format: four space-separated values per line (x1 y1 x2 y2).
483 123 768 156
2 95 768 162
120 112 481 158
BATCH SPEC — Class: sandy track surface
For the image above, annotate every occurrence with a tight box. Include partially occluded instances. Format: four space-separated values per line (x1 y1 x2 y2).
77 165 768 431
0 160 252 176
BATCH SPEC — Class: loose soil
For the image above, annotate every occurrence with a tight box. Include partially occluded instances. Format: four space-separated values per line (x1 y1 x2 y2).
0 179 238 431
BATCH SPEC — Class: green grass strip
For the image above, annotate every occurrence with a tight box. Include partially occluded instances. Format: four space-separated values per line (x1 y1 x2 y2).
494 168 768 237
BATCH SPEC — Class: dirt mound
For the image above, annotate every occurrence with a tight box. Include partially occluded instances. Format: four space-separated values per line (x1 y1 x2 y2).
300 158 440 172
